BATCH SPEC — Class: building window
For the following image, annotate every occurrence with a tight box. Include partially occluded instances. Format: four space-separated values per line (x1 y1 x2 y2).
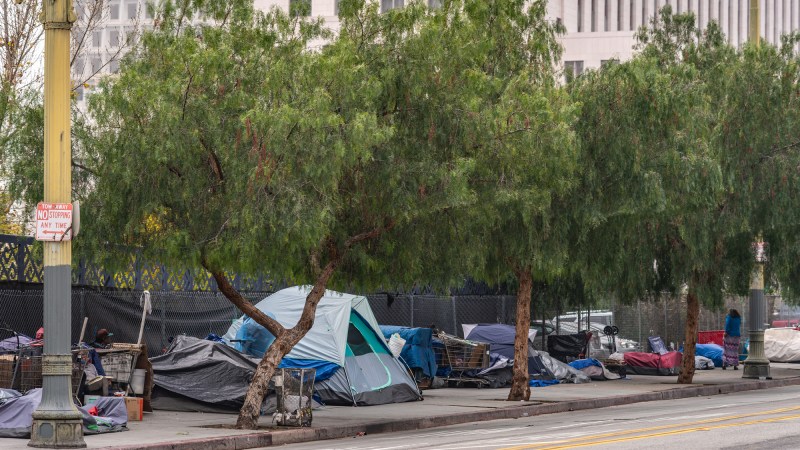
578 0 584 32
564 61 584 82
591 0 597 32
334 0 340 15
110 30 120 47
618 0 624 31
601 59 619 67
126 2 138 20
92 31 102 47
290 0 311 16
381 0 404 13
110 2 120 20
428 0 442 8
91 56 102 73
76 86 84 102
110 60 120 74
145 4 153 19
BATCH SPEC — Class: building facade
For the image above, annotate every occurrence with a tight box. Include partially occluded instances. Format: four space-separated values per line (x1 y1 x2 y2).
73 0 800 108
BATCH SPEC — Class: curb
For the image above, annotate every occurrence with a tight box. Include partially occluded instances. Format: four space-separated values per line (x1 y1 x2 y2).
110 376 800 450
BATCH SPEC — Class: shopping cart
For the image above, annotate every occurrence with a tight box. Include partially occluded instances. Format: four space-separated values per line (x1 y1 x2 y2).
434 332 491 387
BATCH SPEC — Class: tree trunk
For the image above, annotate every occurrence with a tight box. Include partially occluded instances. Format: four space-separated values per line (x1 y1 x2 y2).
234 260 338 429
677 284 699 384
204 224 395 429
507 267 532 402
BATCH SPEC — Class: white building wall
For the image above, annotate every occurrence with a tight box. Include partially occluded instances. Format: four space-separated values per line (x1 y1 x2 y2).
73 0 800 109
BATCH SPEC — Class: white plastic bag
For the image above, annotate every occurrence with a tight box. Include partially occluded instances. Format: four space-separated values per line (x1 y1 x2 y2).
388 333 406 358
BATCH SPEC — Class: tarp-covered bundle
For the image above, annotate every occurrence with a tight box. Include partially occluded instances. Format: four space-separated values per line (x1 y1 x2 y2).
695 344 723 367
151 336 261 412
379 326 437 380
223 286 421 406
0 389 127 438
624 351 682 375
765 328 800 362
462 324 536 360
568 359 620 380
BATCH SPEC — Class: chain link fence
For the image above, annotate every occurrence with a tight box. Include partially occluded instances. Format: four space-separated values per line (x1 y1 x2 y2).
1 285 782 357
1 287 520 356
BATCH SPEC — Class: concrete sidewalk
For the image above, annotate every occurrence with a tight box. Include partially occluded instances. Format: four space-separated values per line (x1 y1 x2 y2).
4 364 800 449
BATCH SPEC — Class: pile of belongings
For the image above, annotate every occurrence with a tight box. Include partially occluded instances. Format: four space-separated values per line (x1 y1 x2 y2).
379 326 437 384
153 286 421 412
568 359 620 380
432 324 590 388
764 328 800 362
694 343 722 369
623 351 682 376
0 388 128 438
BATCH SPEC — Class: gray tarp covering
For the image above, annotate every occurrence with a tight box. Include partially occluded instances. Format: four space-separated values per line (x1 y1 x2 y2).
0 389 128 438
150 336 260 412
536 351 591 384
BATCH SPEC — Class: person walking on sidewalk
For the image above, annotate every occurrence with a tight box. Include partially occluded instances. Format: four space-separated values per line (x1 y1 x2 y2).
723 309 741 370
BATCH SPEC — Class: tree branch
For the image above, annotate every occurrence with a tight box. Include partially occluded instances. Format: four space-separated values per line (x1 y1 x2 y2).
202 257 285 336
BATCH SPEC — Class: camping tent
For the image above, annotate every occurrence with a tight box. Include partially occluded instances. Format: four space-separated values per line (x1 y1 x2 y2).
461 323 536 360
223 286 421 406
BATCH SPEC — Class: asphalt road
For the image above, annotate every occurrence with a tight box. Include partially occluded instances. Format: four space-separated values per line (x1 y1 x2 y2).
271 385 800 450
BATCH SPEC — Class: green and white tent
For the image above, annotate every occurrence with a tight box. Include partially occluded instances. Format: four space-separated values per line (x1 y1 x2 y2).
223 286 421 406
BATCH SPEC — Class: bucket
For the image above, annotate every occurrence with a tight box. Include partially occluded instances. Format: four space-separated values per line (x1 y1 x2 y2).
130 369 146 395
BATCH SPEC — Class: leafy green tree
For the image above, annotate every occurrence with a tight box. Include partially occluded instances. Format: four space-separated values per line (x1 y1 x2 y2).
82 0 574 427
577 6 800 383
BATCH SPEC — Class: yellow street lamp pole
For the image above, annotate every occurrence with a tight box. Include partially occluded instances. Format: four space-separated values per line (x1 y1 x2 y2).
741 1 770 382
28 0 85 447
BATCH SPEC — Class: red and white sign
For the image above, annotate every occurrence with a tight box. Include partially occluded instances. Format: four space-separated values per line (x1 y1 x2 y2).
35 202 73 242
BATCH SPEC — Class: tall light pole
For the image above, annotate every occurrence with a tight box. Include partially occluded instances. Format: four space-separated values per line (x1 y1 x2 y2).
28 0 85 447
740 1 771 382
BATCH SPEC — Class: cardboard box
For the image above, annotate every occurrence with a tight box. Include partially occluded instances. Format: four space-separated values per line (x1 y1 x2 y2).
83 395 101 406
124 397 143 422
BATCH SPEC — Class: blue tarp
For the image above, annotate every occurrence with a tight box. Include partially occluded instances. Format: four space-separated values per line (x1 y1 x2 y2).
529 379 560 387
233 314 277 358
568 359 603 370
278 358 339 382
695 343 724 367
380 326 437 379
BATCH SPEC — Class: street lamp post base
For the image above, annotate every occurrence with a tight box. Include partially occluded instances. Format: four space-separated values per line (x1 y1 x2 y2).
742 360 771 379
742 329 771 380
28 412 86 449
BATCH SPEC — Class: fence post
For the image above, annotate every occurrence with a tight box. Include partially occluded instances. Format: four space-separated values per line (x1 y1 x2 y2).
451 296 457 336
15 238 26 283
409 295 414 328
160 293 167 353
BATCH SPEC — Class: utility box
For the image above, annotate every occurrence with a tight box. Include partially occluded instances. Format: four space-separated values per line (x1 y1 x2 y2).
273 368 315 427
